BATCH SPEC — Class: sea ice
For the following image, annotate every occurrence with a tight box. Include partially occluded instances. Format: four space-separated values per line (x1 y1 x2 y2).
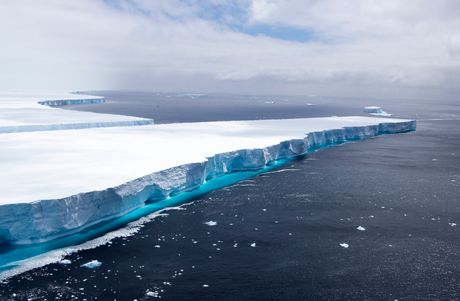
81 260 102 269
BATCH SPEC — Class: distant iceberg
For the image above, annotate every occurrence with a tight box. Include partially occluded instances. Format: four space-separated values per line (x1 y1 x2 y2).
38 98 106 107
364 106 392 117
0 93 153 133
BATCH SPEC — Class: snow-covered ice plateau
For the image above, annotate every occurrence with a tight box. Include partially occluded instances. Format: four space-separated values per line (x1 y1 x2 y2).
0 93 416 244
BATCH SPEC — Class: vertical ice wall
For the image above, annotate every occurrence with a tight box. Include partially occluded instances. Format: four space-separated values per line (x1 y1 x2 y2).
0 119 415 245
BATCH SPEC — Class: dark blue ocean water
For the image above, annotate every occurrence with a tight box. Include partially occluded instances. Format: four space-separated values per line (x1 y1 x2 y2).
0 92 459 300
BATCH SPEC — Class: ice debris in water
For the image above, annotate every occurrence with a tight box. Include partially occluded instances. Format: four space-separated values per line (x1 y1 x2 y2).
146 290 159 297
356 226 366 231
81 260 102 269
250 242 257 247
59 259 72 265
204 221 217 226
339 243 349 249
449 223 457 227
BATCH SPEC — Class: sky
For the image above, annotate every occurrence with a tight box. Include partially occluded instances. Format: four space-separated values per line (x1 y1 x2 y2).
1 0 460 100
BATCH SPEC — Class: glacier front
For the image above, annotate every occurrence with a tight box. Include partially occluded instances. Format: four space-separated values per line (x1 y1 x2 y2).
0 113 415 245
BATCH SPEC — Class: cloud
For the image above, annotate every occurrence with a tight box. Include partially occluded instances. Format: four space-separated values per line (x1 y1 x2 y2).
0 0 459 100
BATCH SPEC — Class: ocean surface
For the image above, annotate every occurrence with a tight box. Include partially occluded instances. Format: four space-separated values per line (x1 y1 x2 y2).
1 92 459 300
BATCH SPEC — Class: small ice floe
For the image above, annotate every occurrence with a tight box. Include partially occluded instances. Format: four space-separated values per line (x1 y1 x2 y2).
339 243 349 249
203 284 210 288
59 259 72 265
146 290 159 297
154 244 161 248
204 221 217 226
449 223 457 227
250 242 257 247
356 226 366 231
81 260 102 269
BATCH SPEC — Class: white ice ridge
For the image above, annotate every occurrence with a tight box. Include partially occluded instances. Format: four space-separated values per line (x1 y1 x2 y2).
0 116 415 244
0 93 154 133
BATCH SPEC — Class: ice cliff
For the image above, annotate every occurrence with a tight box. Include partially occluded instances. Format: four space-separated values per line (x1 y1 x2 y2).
38 98 106 107
0 119 415 244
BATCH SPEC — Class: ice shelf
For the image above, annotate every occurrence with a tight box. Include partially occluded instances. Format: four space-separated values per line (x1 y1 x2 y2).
0 93 154 133
0 111 415 244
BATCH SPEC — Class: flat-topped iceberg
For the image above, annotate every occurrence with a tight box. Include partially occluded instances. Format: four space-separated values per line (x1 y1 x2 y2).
0 116 415 244
0 93 153 133
364 106 392 116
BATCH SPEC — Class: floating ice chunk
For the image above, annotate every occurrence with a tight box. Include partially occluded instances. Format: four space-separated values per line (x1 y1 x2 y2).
81 260 102 269
203 284 210 288
339 243 349 249
146 290 159 297
356 226 366 231
204 221 217 226
449 223 457 227
59 259 72 265
250 242 256 247
364 106 392 117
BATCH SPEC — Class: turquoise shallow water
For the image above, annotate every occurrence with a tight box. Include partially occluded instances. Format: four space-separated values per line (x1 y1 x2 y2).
0 158 290 274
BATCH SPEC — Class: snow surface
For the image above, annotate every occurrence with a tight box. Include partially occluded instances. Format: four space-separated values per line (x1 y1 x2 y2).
0 93 415 244
0 93 153 133
0 116 414 205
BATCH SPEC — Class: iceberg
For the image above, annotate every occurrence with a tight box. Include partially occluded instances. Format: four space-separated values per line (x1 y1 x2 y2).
0 116 415 245
364 106 392 116
0 93 416 246
38 98 106 107
0 93 153 133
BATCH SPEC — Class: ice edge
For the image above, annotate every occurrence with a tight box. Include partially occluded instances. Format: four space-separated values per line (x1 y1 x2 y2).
0 119 416 244
0 96 154 134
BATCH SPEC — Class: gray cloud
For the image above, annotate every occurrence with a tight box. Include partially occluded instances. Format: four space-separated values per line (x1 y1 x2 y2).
0 0 459 100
